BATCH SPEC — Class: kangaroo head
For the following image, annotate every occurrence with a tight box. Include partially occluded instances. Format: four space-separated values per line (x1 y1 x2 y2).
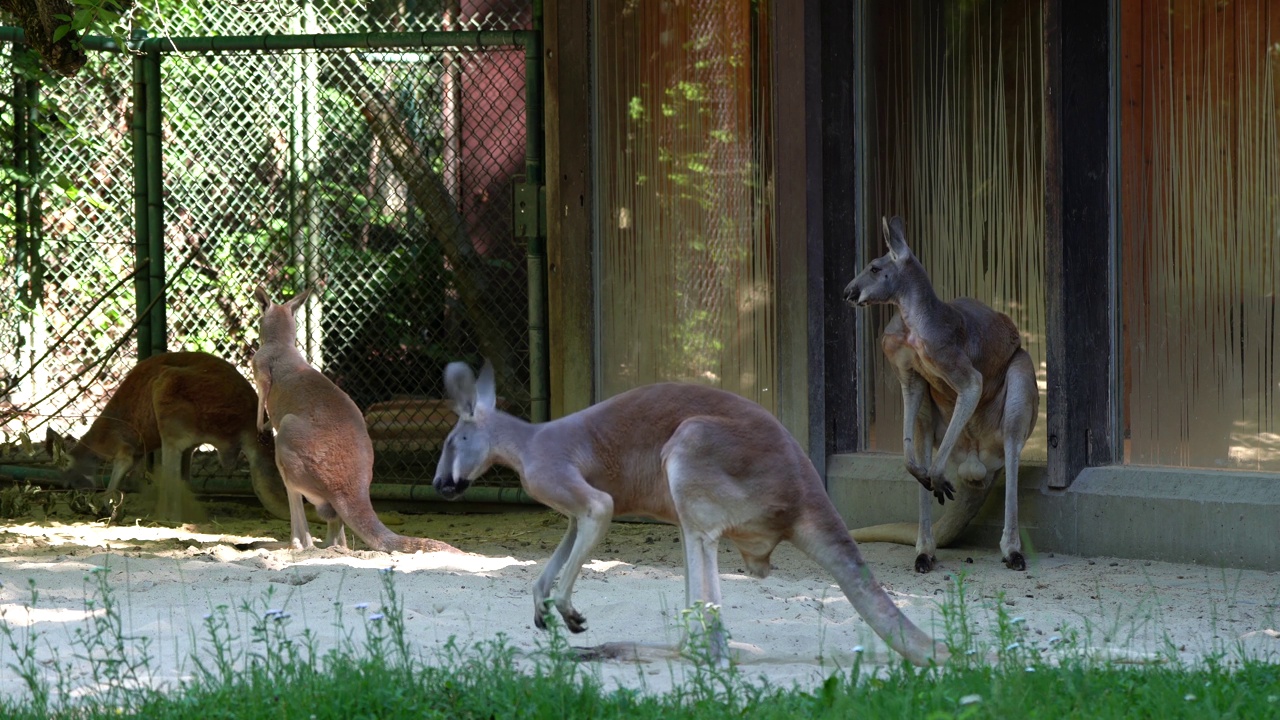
254 286 312 343
842 215 919 307
433 360 497 500
44 428 98 490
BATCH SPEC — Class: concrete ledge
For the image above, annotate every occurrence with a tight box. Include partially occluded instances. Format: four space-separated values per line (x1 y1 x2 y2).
827 453 1279 572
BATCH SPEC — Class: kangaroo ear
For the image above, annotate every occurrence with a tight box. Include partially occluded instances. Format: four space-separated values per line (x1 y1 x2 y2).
444 362 478 418
475 360 496 412
284 288 311 315
882 215 912 261
253 286 272 313
44 427 62 457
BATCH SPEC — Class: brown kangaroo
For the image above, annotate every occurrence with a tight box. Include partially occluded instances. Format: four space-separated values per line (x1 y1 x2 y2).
432 361 947 667
251 287 457 553
842 216 1038 573
46 351 291 523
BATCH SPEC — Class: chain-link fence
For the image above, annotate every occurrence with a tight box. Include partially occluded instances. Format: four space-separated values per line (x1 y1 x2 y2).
1 1 539 503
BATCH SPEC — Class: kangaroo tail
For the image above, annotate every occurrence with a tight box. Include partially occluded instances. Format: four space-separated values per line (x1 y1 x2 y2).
337 496 461 554
850 484 989 548
794 513 948 667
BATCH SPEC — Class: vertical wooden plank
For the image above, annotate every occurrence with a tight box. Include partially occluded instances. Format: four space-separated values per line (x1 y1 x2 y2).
1043 0 1118 489
544 0 594 417
772 0 814 457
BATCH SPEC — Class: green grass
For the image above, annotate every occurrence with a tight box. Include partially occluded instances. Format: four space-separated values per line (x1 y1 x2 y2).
1 569 1277 719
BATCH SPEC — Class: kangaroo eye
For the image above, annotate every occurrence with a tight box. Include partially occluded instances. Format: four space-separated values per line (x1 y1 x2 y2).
870 266 881 275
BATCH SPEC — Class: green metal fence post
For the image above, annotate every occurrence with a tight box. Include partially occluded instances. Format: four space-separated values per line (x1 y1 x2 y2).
131 29 152 358
12 44 29 310
143 42 166 356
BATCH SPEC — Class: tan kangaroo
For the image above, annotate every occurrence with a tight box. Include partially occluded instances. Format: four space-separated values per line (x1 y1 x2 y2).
842 216 1038 573
45 351 291 523
432 361 947 667
251 287 457 553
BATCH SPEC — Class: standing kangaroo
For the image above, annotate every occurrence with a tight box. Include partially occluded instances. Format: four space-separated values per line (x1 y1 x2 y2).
251 287 457 553
45 351 291 523
842 216 1038 573
433 361 947 667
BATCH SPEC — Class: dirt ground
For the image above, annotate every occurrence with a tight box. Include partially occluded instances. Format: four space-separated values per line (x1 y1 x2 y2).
1 497 1277 701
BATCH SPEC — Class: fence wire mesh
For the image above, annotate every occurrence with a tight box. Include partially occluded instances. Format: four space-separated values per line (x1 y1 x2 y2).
158 0 532 37
1 44 139 450
163 43 531 484
1 12 534 500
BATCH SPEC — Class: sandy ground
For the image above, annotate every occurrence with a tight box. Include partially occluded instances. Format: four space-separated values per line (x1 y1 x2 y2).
1 498 1278 703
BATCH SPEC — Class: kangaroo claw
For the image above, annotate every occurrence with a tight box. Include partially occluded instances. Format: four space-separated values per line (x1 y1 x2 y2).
933 479 955 504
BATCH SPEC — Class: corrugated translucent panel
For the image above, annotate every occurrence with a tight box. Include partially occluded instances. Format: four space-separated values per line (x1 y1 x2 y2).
594 0 776 410
1120 1 1280 471
860 1 1048 460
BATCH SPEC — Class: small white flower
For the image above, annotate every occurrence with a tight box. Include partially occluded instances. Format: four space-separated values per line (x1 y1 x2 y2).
264 608 284 618
1005 642 1021 651
1011 617 1026 625
354 602 369 611
1025 666 1036 673
369 613 385 622
959 694 983 706
1048 635 1062 644
1184 694 1196 702
851 645 865 654
202 613 212 620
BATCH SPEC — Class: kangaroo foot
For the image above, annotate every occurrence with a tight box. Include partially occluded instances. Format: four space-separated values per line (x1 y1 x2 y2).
914 553 937 573
534 607 587 633
1003 551 1026 571
562 609 588 634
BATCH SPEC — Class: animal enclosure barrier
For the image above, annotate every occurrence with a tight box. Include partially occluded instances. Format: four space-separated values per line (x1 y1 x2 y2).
0 26 545 501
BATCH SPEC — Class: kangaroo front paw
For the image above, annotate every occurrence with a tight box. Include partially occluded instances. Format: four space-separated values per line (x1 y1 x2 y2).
1003 551 1027 571
914 553 937 573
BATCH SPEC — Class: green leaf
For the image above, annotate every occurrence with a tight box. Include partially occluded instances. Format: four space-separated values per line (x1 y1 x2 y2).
51 25 71 44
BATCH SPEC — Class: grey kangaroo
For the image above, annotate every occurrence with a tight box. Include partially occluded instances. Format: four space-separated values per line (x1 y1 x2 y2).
432 360 947 667
252 287 457 553
842 216 1037 573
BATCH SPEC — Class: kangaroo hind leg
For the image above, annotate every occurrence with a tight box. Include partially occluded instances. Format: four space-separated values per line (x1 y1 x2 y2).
998 348 1038 571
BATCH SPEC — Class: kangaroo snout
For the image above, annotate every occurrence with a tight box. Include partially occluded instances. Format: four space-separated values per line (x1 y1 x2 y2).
433 475 471 501
842 280 866 307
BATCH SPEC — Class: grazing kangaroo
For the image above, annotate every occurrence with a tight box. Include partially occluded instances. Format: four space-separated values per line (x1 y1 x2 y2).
45 351 291 523
433 361 947 667
842 216 1038 573
251 287 457 554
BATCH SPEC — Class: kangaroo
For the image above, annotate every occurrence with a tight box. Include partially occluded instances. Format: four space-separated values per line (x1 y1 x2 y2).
842 216 1038 573
45 351 291 523
432 361 947 667
251 287 458 554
